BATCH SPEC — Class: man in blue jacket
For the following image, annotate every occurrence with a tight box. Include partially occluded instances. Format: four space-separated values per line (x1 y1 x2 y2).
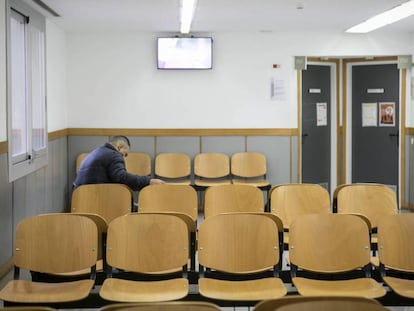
74 135 164 190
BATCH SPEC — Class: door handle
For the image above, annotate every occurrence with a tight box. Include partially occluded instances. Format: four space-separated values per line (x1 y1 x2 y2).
389 132 399 138
302 133 309 138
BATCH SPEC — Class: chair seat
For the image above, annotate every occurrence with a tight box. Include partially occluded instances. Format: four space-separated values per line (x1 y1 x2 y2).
50 259 104 276
383 276 414 299
292 277 386 298
165 180 192 186
199 277 287 301
99 278 189 302
194 179 232 187
232 179 270 188
0 279 94 303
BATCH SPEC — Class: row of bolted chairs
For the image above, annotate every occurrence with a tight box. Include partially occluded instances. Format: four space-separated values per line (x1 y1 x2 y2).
76 151 271 190
1 210 413 307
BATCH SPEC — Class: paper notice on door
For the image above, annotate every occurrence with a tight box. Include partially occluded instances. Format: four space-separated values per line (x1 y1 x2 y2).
362 102 378 127
316 102 327 126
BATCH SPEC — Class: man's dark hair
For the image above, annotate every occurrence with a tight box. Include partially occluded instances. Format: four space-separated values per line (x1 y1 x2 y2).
109 135 131 147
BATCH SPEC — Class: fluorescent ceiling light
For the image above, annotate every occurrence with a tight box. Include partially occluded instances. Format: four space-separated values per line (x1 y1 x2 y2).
180 0 198 34
346 0 414 33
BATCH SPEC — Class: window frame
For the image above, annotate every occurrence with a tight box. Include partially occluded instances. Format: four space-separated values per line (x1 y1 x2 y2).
6 0 48 182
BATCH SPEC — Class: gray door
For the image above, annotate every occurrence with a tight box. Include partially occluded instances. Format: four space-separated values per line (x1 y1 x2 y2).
302 65 331 191
351 64 399 190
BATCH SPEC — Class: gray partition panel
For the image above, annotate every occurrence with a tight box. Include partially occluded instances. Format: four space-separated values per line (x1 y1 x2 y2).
0 153 13 265
247 136 292 186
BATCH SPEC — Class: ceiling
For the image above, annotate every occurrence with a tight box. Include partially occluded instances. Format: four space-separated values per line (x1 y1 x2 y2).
24 0 414 34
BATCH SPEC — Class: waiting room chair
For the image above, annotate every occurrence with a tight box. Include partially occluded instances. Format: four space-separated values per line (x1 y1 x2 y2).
253 296 389 311
138 184 198 271
99 213 190 302
154 153 191 185
197 213 287 302
193 152 231 189
289 213 386 298
75 152 89 173
71 183 133 225
336 183 398 233
138 184 198 222
125 152 152 176
231 152 271 190
377 213 414 299
100 301 221 311
204 184 265 218
269 183 331 247
0 213 98 305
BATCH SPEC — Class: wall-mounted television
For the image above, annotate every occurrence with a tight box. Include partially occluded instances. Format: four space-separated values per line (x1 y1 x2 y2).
157 37 213 70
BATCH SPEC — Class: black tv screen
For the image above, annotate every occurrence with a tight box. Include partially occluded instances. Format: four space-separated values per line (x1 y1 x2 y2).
157 37 213 70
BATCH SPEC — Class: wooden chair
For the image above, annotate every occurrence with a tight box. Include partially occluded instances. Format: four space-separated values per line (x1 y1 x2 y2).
253 296 389 311
138 184 198 221
269 183 331 247
231 152 271 190
100 301 221 311
99 213 190 302
0 214 98 304
331 183 351 213
154 153 191 185
71 183 133 225
204 184 265 219
289 213 386 298
336 183 398 233
138 184 198 270
125 152 152 176
75 152 89 173
377 213 414 299
193 152 231 189
44 213 107 277
197 213 287 302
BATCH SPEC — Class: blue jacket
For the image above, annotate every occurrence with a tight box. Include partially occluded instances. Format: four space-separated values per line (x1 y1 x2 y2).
74 143 151 191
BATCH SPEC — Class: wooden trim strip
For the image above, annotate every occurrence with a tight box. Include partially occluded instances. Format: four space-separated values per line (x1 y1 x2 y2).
406 127 414 135
48 128 68 141
0 141 7 154
67 128 299 137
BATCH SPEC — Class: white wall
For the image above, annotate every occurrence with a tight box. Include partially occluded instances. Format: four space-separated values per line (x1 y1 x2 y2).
0 0 6 141
46 20 68 132
66 30 414 129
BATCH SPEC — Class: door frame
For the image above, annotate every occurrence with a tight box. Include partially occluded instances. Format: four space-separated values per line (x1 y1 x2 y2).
297 58 339 197
342 56 406 208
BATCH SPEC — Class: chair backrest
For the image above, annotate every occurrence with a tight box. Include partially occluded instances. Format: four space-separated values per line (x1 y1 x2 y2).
71 183 133 224
269 183 331 230
377 213 414 273
100 301 221 311
70 212 107 260
14 213 98 274
138 184 198 222
125 152 151 176
194 153 230 179
289 214 371 273
106 213 189 274
337 183 398 229
231 152 267 178
254 296 388 311
154 153 191 180
76 152 89 173
204 184 264 218
198 213 281 274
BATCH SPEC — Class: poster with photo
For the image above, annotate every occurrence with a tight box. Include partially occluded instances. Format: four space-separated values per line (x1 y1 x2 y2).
379 102 395 127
